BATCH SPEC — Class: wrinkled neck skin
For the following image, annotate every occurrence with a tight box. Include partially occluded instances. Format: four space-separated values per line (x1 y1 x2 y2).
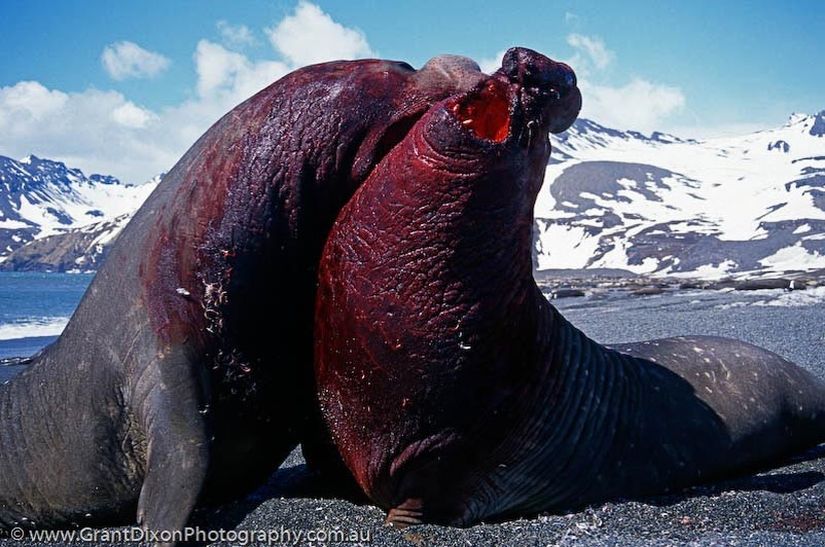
347 79 555 326
315 87 596 520
315 59 640 523
389 113 544 317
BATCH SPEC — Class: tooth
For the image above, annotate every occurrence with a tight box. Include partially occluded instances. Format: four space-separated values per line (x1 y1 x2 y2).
462 119 474 125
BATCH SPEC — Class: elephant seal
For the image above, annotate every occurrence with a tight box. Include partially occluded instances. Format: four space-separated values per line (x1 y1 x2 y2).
314 47 825 527
0 55 487 535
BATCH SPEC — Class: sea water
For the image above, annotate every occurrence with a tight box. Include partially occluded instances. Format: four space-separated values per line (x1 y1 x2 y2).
0 271 93 359
2 271 825 383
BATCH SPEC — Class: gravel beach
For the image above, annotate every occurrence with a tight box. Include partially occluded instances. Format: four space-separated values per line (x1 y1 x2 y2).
2 287 825 546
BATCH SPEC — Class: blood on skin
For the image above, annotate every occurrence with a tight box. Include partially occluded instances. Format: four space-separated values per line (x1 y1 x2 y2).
450 80 511 142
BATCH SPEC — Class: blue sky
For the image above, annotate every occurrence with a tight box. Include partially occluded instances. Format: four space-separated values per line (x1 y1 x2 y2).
1 0 823 183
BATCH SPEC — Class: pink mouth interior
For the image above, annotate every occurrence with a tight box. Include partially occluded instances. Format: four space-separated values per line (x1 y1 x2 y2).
450 80 511 143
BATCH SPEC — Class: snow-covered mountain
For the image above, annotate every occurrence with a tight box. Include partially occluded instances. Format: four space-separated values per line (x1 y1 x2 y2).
0 155 158 270
537 111 825 279
2 110 824 277
0 213 137 272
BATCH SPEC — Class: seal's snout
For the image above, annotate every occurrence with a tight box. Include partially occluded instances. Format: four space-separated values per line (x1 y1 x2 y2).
500 47 582 134
502 47 576 93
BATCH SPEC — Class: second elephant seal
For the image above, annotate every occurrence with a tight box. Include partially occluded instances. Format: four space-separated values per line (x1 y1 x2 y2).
315 47 825 526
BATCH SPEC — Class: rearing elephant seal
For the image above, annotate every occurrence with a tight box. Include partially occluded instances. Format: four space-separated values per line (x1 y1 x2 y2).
315 47 825 527
0 55 487 534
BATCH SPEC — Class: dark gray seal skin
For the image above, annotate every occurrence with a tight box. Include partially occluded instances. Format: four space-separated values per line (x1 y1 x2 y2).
0 54 486 538
314 47 825 528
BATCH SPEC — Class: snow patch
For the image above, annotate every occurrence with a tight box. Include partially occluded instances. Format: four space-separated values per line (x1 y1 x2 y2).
759 244 825 272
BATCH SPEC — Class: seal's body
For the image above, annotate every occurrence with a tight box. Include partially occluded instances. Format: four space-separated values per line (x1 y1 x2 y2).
0 55 486 534
315 47 825 527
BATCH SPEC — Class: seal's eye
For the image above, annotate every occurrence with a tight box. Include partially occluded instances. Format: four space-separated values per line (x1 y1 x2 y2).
450 80 511 143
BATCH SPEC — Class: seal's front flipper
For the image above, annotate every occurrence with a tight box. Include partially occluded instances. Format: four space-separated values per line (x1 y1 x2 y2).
134 349 210 545
386 499 425 528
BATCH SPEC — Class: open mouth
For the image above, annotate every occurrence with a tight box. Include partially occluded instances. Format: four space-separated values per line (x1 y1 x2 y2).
360 74 522 180
449 79 512 143
360 50 579 179
361 79 512 178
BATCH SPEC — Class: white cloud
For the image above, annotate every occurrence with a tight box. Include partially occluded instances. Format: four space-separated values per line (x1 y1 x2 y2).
0 81 174 181
111 102 156 128
580 78 686 131
101 41 171 80
567 33 613 70
0 81 67 121
194 40 289 103
478 49 507 75
266 1 374 66
195 40 251 97
0 2 377 184
217 20 256 49
559 33 685 131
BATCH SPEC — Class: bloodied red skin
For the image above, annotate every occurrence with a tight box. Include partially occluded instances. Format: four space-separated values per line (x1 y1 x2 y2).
0 56 486 536
315 47 825 527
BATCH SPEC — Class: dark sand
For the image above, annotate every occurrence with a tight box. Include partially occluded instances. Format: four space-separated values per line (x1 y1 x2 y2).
3 287 825 546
